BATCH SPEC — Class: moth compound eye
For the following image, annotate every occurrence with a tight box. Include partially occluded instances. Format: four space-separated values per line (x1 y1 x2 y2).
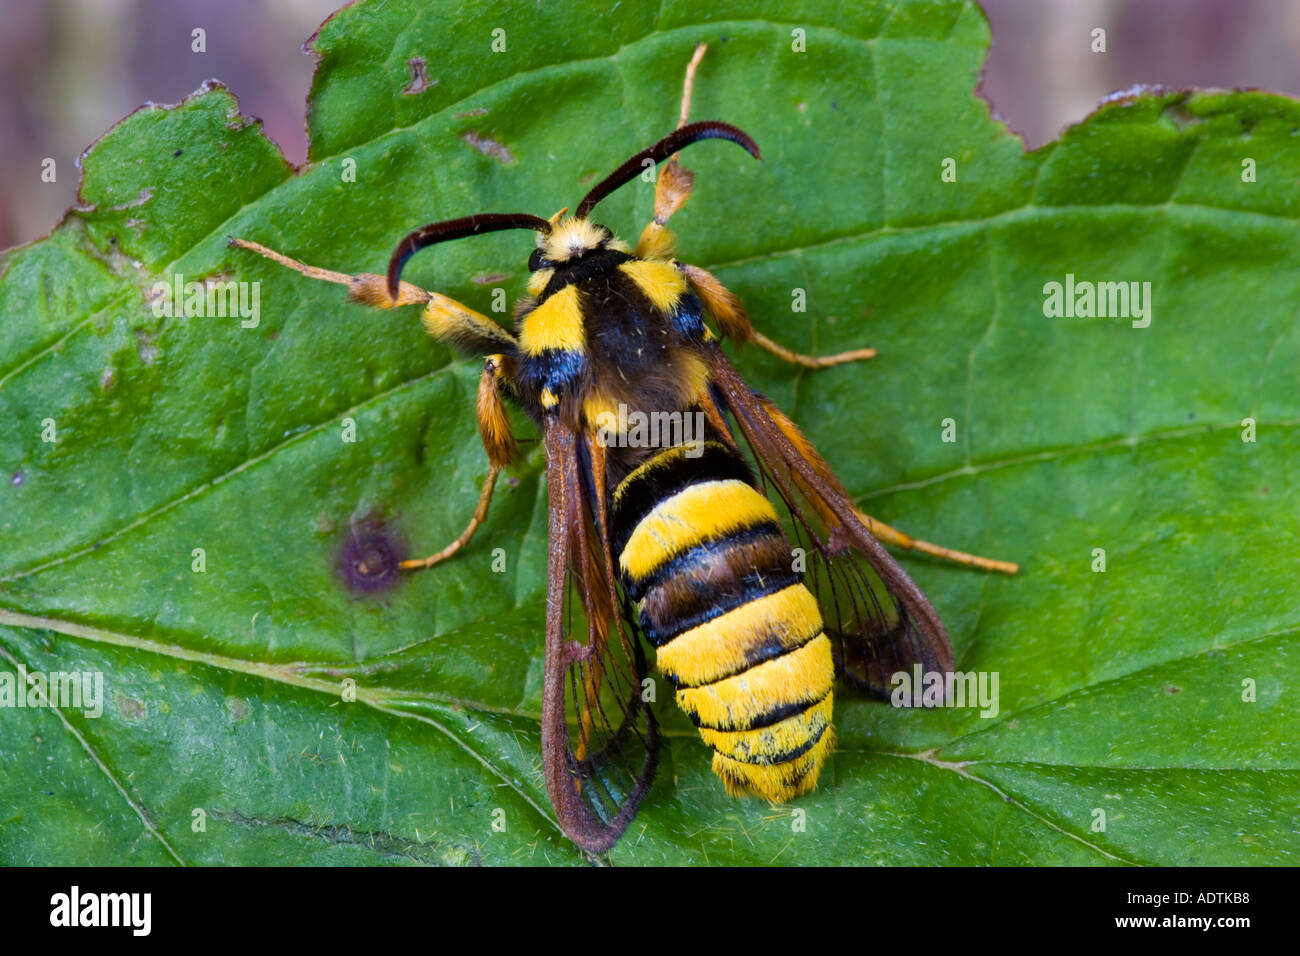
528 248 546 271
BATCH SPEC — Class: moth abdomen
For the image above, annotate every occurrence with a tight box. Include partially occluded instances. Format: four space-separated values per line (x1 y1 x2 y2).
611 440 836 802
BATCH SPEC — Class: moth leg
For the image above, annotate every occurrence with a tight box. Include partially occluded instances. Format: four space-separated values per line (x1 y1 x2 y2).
755 390 1019 575
676 41 709 130
400 465 500 571
401 354 517 571
682 262 878 367
632 48 874 366
231 240 522 570
854 510 1019 575
228 237 518 354
634 43 709 260
229 236 428 306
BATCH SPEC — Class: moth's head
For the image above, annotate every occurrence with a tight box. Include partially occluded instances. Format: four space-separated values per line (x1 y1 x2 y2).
530 214 631 270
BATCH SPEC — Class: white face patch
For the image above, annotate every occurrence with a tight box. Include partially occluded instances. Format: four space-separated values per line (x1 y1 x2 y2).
543 217 612 262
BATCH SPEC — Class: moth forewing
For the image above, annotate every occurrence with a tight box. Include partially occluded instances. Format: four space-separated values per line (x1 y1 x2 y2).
540 419 657 855
702 345 957 695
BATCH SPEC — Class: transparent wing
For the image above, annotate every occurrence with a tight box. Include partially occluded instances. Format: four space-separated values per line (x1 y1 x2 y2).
539 419 658 855
704 345 954 698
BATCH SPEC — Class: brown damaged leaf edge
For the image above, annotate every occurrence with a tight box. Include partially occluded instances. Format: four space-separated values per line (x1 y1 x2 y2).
0 79 293 260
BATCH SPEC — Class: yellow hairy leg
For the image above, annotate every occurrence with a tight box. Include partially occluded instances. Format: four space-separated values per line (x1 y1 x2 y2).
401 353 519 570
752 391 1021 576
855 509 1020 576
681 262 878 366
229 239 517 573
621 48 877 366
400 466 500 571
634 42 709 260
228 237 518 354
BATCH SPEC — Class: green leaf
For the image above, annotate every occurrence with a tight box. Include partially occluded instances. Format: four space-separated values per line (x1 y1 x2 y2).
2 0 1297 865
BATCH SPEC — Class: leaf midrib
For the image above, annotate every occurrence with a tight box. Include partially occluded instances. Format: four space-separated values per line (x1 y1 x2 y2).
4 605 1292 769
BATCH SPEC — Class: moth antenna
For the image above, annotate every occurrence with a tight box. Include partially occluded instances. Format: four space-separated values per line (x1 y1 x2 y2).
575 120 760 220
387 212 552 299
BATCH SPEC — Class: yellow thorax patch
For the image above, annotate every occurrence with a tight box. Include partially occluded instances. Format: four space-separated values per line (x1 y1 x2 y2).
619 259 686 314
519 284 584 355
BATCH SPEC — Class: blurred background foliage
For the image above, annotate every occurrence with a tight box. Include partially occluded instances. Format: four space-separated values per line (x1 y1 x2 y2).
3 0 1300 250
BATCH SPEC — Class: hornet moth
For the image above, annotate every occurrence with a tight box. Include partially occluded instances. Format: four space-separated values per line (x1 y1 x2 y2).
232 45 1017 856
